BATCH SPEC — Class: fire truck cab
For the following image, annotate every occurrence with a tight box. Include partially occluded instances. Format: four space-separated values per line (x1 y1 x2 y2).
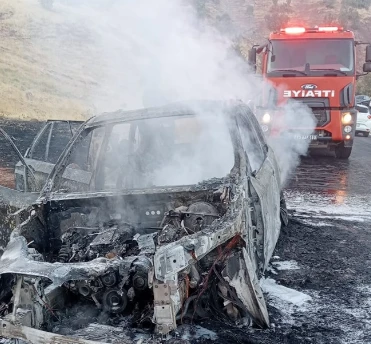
249 26 371 159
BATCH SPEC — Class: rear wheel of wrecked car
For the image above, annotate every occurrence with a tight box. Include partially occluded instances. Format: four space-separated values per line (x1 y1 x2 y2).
280 191 289 227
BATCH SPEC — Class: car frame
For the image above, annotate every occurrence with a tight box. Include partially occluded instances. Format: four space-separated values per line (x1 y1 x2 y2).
15 119 84 192
355 122 370 137
355 104 371 137
0 100 287 344
0 120 83 256
355 94 371 110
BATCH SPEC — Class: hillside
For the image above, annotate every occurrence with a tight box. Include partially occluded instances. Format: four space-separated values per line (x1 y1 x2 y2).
201 0 370 42
0 0 118 121
202 0 371 92
0 0 370 122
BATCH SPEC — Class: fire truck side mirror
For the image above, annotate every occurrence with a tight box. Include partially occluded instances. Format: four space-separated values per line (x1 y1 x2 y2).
363 62 371 73
248 47 257 72
366 45 371 63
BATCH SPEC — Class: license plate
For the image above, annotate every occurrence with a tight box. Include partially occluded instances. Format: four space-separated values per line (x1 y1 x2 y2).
293 135 317 140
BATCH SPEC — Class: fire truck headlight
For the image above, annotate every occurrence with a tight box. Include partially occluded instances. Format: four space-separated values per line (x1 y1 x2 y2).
262 113 271 124
342 113 352 124
344 125 352 133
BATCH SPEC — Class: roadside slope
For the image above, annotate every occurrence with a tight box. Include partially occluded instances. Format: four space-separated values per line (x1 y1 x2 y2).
0 0 101 121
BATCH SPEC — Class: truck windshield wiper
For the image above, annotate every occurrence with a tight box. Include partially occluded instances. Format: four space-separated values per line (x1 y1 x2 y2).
270 69 307 76
311 68 348 76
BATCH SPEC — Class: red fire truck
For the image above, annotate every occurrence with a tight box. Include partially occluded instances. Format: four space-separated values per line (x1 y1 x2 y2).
249 26 371 159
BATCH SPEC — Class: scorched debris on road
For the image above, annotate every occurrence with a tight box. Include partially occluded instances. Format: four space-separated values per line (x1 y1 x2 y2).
0 100 287 343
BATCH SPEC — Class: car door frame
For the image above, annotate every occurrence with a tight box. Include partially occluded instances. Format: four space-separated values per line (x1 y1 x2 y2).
14 121 52 192
0 127 40 221
18 120 84 192
236 108 281 272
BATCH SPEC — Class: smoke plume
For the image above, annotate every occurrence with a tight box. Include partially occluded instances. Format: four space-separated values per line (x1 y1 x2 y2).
42 0 316 187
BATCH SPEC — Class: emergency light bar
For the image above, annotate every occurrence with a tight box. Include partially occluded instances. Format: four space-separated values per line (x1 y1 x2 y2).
283 27 305 34
280 26 343 34
318 26 340 32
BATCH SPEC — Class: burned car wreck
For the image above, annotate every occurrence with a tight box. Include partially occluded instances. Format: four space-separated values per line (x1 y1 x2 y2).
0 100 287 343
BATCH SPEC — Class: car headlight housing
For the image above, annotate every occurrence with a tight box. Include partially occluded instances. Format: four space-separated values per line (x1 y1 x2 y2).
262 112 271 124
342 112 352 124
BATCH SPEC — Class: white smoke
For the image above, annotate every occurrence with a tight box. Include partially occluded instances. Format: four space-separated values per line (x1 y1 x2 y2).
61 0 255 109
39 0 316 187
266 98 316 185
147 113 235 186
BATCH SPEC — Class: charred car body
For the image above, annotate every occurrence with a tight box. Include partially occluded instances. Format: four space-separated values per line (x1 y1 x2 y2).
0 120 83 257
0 100 287 343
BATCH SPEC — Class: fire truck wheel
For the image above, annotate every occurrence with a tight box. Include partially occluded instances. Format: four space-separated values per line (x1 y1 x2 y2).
335 143 352 159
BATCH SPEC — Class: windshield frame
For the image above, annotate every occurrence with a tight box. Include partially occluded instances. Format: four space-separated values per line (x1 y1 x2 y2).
46 112 240 195
266 38 355 77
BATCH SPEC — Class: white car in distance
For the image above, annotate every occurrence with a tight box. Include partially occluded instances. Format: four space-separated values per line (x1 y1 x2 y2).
355 104 371 137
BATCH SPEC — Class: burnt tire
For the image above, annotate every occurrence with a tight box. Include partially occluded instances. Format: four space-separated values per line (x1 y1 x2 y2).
280 191 289 227
335 143 352 159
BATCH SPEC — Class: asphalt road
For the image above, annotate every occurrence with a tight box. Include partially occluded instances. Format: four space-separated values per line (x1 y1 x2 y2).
287 136 371 197
203 136 371 344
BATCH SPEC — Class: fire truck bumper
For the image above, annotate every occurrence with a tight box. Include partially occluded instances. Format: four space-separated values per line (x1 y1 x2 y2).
268 129 354 150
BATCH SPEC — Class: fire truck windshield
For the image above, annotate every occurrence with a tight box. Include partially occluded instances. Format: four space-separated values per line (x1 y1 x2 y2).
267 39 354 76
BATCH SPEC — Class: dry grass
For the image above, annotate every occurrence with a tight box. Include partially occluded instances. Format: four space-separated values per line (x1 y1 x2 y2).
0 0 102 121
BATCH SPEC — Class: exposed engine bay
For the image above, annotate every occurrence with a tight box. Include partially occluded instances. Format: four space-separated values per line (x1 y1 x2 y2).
0 181 270 342
55 199 222 323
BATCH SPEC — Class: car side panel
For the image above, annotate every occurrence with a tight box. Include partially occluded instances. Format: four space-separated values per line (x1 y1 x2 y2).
250 149 281 270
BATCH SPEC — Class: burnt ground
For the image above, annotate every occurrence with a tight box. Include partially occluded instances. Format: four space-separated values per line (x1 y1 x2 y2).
198 137 371 344
1 122 371 344
200 215 371 344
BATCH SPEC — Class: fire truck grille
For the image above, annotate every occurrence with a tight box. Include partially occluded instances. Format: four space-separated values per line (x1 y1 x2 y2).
312 108 329 127
292 98 330 128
